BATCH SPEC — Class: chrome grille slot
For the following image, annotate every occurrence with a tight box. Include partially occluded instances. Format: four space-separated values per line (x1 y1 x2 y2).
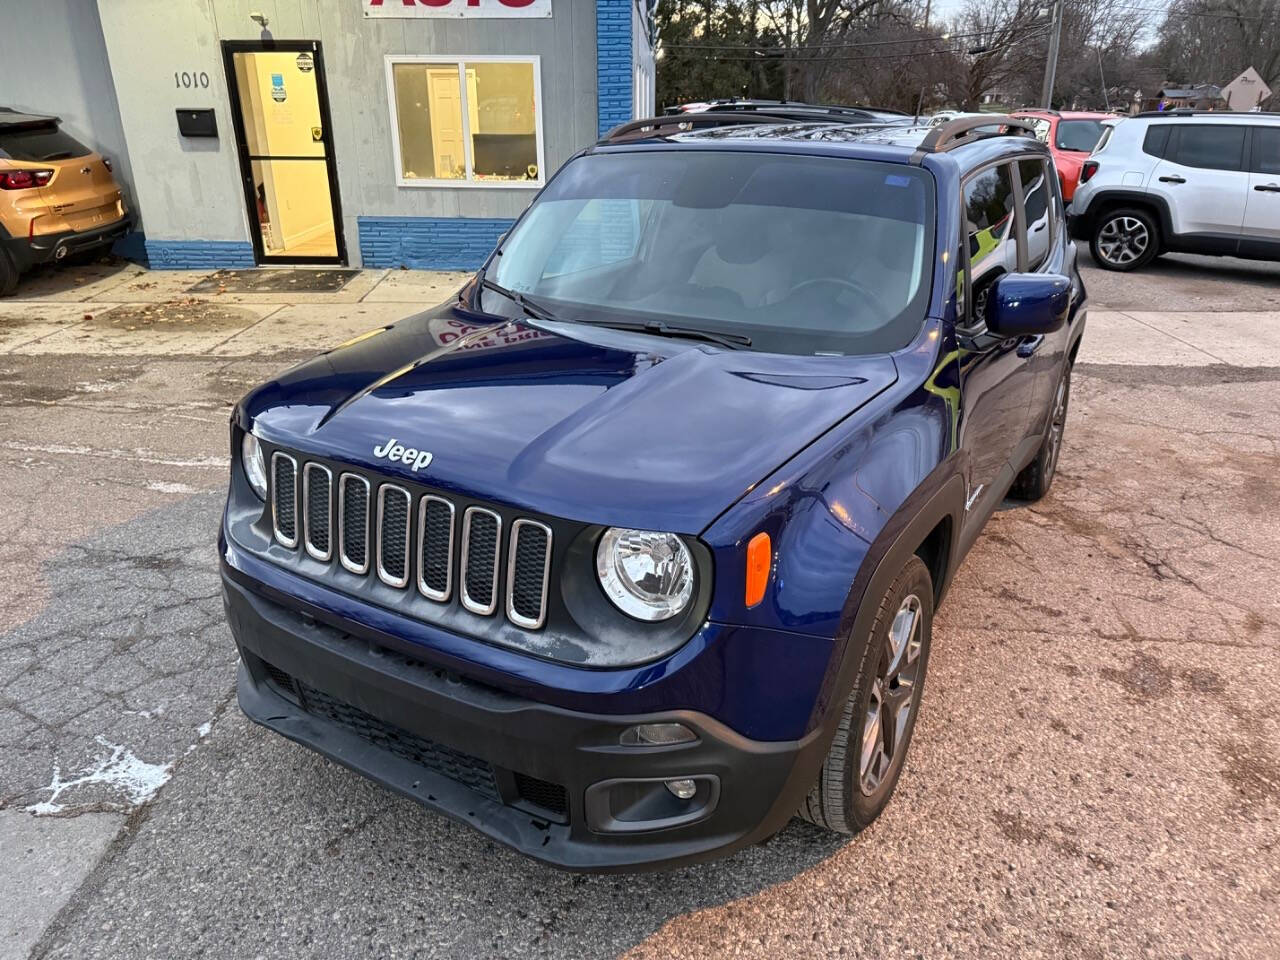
506 520 551 629
271 452 298 548
303 463 332 561
417 495 455 602
265 451 557 630
461 507 501 616
338 473 370 574
376 484 411 588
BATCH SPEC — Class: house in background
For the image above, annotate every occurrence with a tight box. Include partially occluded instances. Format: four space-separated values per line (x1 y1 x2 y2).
1135 83 1227 113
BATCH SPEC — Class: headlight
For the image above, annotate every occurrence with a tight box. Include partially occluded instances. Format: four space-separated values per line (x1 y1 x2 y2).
241 432 267 500
596 528 695 622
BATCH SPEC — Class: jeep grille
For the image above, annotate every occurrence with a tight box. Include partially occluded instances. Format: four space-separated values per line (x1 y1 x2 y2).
269 455 553 631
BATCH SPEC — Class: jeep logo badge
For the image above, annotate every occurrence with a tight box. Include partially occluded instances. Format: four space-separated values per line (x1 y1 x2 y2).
373 438 433 472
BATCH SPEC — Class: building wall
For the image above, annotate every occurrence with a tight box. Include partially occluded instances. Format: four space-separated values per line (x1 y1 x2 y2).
96 0 255 266
95 0 614 269
0 0 141 256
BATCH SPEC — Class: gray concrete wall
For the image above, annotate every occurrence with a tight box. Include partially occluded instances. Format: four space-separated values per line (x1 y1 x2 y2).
96 0 251 245
94 0 601 262
0 0 139 224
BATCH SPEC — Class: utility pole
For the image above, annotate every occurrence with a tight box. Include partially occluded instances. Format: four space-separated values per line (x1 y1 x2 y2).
1040 0 1064 109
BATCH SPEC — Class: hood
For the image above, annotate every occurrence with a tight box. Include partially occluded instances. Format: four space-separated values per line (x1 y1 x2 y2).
241 305 898 532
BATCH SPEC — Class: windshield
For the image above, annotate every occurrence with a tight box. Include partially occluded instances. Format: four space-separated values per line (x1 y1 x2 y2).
1056 120 1105 153
484 150 935 355
0 124 92 162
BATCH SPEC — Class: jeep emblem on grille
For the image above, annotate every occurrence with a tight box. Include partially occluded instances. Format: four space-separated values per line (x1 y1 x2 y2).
373 438 433 472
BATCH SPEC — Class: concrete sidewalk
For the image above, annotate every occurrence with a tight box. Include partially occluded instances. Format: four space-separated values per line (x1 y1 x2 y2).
0 262 468 358
3 260 1279 368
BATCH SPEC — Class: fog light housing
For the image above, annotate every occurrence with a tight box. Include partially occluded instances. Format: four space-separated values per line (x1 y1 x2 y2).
619 722 696 746
665 778 697 800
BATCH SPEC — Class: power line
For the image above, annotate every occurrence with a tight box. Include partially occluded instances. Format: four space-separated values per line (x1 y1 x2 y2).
1064 0 1280 22
666 31 1052 62
661 27 1031 52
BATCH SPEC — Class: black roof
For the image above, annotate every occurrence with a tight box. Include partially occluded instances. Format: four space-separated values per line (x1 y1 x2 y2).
0 107 60 131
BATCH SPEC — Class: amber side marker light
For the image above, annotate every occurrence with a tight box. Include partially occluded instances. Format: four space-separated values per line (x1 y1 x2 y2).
745 532 771 607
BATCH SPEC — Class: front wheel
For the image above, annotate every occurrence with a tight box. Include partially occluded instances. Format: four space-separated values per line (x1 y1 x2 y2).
1090 207 1159 271
0 250 18 297
799 554 933 835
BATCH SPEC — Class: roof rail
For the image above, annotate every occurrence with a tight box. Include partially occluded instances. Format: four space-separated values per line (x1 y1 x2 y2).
1133 108 1280 118
915 114 1037 154
598 111 804 144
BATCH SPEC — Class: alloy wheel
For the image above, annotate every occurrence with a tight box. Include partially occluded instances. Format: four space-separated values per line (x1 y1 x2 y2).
1097 216 1149 266
1045 375 1069 477
859 594 924 796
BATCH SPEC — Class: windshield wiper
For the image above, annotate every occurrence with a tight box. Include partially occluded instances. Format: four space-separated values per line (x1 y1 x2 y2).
479 278 560 325
584 319 752 350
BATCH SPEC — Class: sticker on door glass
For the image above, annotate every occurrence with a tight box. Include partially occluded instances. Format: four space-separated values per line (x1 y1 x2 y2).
296 53 314 73
271 73 286 102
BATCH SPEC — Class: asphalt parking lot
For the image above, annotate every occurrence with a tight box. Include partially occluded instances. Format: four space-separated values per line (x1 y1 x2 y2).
1 250 1277 959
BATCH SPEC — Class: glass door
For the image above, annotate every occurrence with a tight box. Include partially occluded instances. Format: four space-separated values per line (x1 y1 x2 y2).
224 41 345 264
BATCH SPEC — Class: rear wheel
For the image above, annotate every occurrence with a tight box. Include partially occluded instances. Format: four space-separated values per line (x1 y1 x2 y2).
799 554 933 834
1011 364 1071 501
0 250 18 297
1090 207 1159 271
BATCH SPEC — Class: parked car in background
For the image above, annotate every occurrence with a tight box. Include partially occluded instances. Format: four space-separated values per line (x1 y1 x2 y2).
925 111 989 127
1069 109 1280 271
665 99 914 124
221 112 1084 871
0 108 130 295
1011 109 1117 201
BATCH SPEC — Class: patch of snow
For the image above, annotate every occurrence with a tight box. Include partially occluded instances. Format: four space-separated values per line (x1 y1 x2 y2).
76 381 121 394
145 481 199 495
25 736 173 816
125 706 164 719
197 721 213 738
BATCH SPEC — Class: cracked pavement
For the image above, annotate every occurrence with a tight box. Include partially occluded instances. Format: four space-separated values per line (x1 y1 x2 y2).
1 253 1277 959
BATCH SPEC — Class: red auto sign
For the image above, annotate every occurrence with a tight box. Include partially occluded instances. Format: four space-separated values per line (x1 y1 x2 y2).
365 0 552 16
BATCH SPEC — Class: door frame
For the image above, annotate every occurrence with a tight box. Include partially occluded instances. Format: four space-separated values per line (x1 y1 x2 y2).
221 39 347 266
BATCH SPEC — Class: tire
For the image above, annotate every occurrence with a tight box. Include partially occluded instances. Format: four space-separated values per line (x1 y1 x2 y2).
1090 207 1159 271
0 250 18 297
1011 363 1071 501
799 554 934 835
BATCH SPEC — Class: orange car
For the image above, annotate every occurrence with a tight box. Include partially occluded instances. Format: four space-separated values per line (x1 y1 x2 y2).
0 108 131 295
1010 109 1117 202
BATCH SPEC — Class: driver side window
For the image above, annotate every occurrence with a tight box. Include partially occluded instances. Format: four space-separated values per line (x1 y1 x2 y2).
962 163 1016 327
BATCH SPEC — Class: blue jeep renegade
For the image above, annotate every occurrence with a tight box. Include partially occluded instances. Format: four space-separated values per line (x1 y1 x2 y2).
220 113 1085 871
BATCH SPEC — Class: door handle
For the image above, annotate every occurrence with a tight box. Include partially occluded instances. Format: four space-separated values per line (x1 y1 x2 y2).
1017 335 1045 358
1158 175 1186 184
1254 183 1280 193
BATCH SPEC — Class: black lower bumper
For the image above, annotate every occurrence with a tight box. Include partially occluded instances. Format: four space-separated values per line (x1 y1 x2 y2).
223 570 825 872
3 215 131 271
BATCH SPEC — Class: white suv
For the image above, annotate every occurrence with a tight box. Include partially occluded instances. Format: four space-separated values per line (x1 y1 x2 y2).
1069 110 1280 271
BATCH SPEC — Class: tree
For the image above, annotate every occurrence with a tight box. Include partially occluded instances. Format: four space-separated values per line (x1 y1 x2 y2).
944 0 1049 109
1152 0 1280 102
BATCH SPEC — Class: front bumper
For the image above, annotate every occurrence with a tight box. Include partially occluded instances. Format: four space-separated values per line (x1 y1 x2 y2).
4 214 131 271
224 570 827 872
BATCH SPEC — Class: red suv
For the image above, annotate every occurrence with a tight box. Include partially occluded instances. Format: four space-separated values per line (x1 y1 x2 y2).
1011 110 1117 202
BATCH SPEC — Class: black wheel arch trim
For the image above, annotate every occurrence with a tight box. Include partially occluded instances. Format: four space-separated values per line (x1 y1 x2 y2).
801 457 966 758
1074 189 1173 243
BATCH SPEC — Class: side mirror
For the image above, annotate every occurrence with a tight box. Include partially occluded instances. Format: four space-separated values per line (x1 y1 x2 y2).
985 272 1070 337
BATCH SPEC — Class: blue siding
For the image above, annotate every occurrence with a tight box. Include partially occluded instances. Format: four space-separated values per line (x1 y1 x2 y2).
144 240 255 270
596 0 633 136
358 216 514 271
